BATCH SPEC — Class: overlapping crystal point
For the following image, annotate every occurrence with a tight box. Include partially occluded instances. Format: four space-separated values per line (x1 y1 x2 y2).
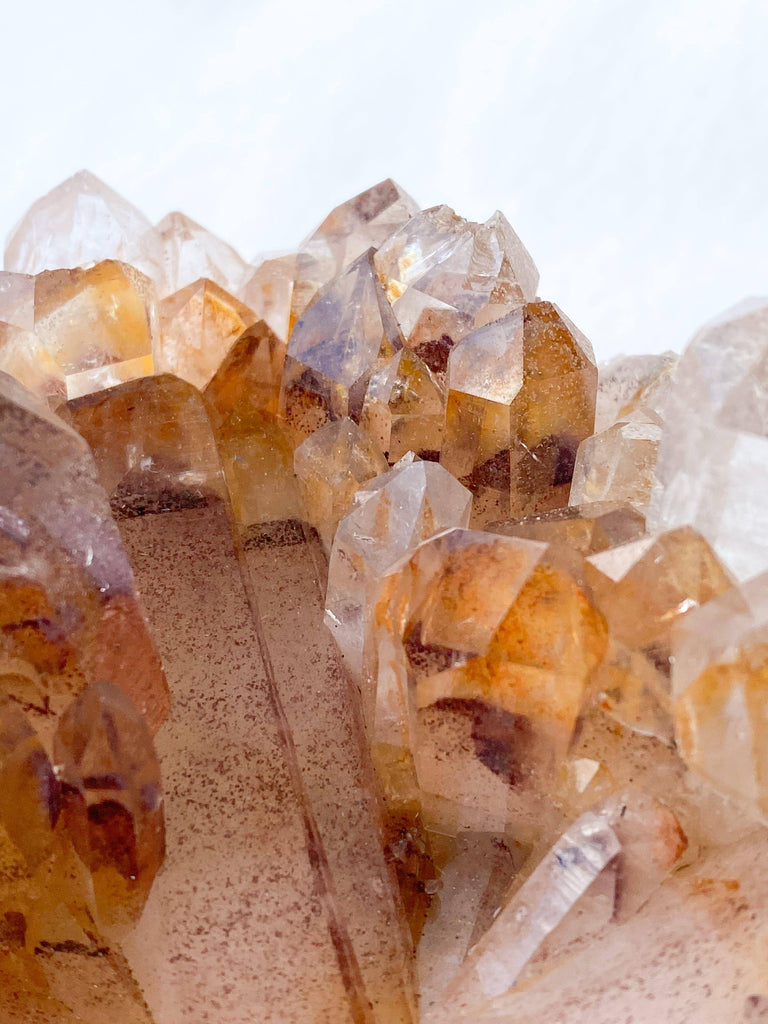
1 172 768 1024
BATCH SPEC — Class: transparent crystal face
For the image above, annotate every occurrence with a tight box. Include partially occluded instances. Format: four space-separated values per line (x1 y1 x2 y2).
2 172 767 1024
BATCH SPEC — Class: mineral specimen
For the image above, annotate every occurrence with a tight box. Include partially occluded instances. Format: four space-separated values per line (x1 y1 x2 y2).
2 172 767 1024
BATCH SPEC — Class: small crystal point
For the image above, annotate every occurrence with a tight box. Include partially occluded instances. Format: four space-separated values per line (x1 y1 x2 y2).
33 260 157 400
157 210 251 297
294 417 388 550
157 278 255 391
282 249 404 445
293 178 419 317
0 699 60 867
5 170 165 288
54 681 165 931
444 811 620 1010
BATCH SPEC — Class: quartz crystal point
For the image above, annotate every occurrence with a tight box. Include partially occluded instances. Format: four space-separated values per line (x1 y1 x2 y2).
442 811 620 1015
281 249 404 445
366 527 607 905
441 302 597 524
360 348 447 462
462 829 768 1023
294 417 389 550
33 260 157 400
374 207 538 375
53 682 164 932
69 374 415 1023
569 419 661 512
156 210 251 296
0 271 34 329
4 170 165 289
204 322 302 530
0 372 169 732
293 178 419 318
586 527 734 740
594 351 677 432
672 572 768 818
156 277 255 390
326 456 472 681
242 253 296 341
649 298 768 579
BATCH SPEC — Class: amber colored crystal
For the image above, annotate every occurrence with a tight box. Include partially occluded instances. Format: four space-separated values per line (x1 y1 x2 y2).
242 254 296 341
488 501 646 555
586 527 734 740
0 699 60 868
294 418 388 550
54 682 164 932
33 261 157 400
360 348 446 462
156 278 255 391
71 371 415 1022
0 373 169 734
442 301 597 525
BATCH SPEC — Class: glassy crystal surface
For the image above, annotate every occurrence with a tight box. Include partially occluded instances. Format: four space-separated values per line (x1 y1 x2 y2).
326 456 472 681
0 322 65 404
487 501 646 554
649 298 768 579
282 249 404 445
672 572 768 819
157 277 255 391
242 253 296 341
293 178 418 318
594 351 677 432
570 419 661 512
0 271 34 329
76 372 415 1023
586 527 734 740
157 210 251 297
5 171 165 288
0 372 169 732
54 682 164 932
0 699 60 867
294 418 388 550
442 302 597 524
33 261 157 400
360 348 446 462
374 207 538 378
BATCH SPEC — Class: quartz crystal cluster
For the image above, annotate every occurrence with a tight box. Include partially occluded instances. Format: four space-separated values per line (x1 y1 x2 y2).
1 171 767 1024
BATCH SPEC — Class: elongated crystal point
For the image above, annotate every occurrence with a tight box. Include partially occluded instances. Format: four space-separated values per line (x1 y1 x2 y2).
0 372 170 732
282 249 404 444
444 812 620 1012
54 681 165 932
5 170 165 288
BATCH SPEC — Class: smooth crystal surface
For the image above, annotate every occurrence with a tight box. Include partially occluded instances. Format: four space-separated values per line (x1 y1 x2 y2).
34 260 157 399
5 171 165 288
157 211 251 297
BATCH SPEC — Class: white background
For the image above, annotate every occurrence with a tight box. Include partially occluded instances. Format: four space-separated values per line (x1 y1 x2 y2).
2 0 766 361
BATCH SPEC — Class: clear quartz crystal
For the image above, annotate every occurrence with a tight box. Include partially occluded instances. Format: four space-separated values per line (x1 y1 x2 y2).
156 211 251 297
649 298 768 579
5 170 165 289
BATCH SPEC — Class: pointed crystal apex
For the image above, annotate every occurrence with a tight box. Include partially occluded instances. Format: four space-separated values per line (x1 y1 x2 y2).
5 170 165 288
282 250 404 444
293 178 419 316
34 260 157 399
157 278 255 390
54 681 165 930
294 417 388 549
157 211 251 297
